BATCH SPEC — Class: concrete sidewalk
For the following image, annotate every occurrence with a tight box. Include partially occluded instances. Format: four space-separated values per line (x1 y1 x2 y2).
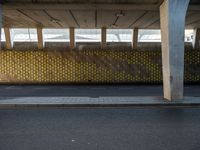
0 85 199 107
0 96 199 108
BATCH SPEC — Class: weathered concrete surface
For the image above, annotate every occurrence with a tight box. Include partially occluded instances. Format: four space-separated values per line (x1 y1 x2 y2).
160 0 189 100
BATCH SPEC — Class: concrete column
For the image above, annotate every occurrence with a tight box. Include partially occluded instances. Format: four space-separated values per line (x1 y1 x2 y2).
37 27 43 50
193 28 200 50
101 27 107 49
160 0 189 100
132 28 138 49
70 27 75 49
4 27 12 49
0 3 2 50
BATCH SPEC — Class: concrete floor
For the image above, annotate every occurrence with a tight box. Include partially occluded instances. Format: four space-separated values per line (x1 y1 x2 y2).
1 108 200 150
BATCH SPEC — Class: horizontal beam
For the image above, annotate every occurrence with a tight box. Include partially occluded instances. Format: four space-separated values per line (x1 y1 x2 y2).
3 3 160 11
3 3 200 11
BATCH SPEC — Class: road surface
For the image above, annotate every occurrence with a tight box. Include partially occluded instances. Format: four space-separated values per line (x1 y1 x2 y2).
0 108 200 150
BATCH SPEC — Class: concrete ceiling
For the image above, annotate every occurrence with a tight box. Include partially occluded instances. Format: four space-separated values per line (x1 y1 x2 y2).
3 0 162 4
2 0 200 29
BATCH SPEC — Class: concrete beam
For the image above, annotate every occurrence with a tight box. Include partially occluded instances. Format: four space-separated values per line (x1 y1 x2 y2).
3 3 159 11
101 27 107 49
4 27 12 49
132 28 138 49
37 27 43 50
160 0 189 100
3 3 199 11
70 27 75 49
193 28 200 50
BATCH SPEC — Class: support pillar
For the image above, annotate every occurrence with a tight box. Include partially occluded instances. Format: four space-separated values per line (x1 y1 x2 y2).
160 0 189 100
132 28 138 49
101 27 107 49
70 27 75 49
193 28 200 50
4 27 12 49
37 27 43 50
0 3 2 50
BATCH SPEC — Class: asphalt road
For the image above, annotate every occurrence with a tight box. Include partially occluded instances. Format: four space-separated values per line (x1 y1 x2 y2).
0 108 200 150
0 85 199 97
0 85 199 150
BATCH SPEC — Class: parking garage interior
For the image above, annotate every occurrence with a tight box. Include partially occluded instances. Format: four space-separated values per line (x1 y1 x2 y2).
0 0 200 150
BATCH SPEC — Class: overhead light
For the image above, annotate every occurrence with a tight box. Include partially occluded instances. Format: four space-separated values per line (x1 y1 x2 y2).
115 12 125 17
50 18 60 23
110 24 118 28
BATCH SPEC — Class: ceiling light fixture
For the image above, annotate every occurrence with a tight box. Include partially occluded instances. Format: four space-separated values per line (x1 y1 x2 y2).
110 24 118 28
50 18 60 23
115 12 125 17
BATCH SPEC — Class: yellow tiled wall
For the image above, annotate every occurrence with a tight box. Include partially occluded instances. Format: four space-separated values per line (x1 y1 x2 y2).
0 50 199 84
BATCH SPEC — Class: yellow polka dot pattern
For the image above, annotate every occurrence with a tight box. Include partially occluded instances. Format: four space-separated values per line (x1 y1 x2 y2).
0 50 199 84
